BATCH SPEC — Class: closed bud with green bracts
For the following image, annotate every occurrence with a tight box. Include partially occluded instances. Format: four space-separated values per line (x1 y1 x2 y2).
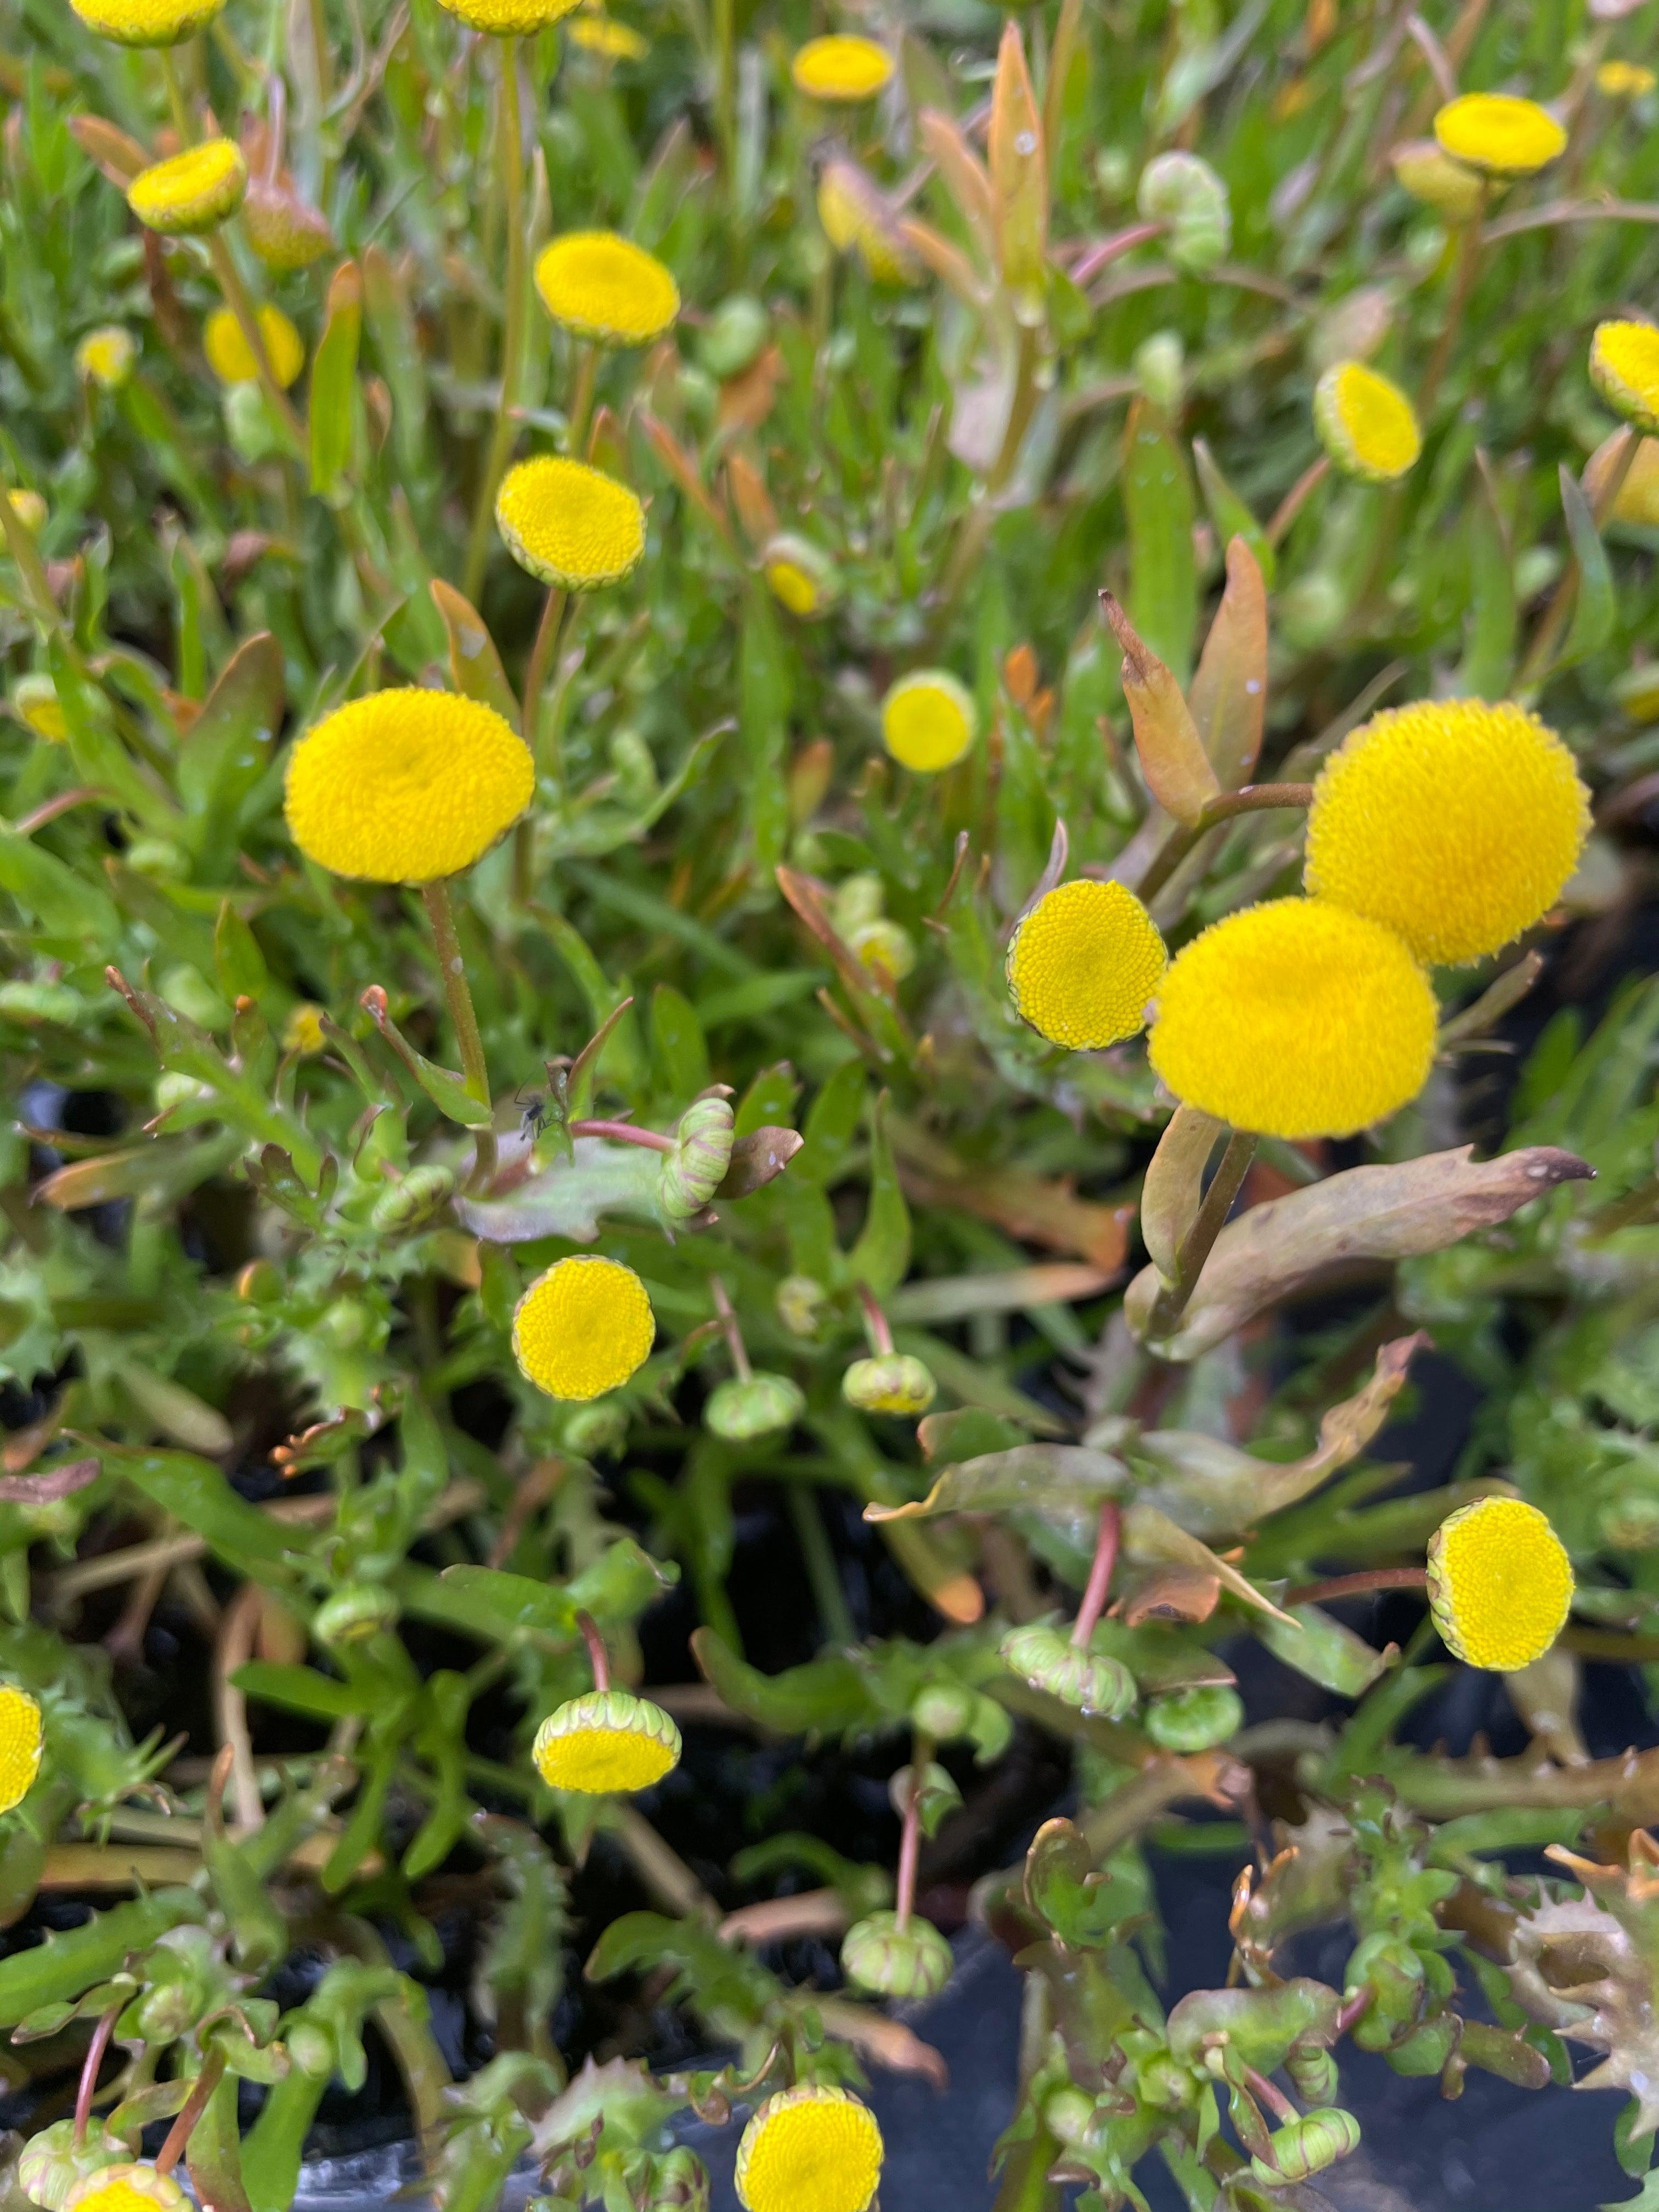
843 1355 936 1417
1142 1684 1243 1750
1612 664 1659 724
1249 2108 1360 2188
286 2021 335 2079
563 1400 630 1458
1345 1932 1426 2023
698 295 769 381
18 2120 127 2210
1283 2039 1339 2104
704 1372 805 1441
659 1096 736 1219
1137 152 1231 270
125 837 189 878
1135 2051 1194 2109
1041 2087 1097 2147
243 180 334 269
776 1274 827 1338
848 918 916 987
371 1164 456 1233
1276 573 1346 651
627 2146 711 2212
1390 139 1486 221
1000 1624 1137 1719
313 1583 399 1647
840 1909 953 1999
1133 331 1183 415
910 1679 977 1739
1385 2013 1458 2076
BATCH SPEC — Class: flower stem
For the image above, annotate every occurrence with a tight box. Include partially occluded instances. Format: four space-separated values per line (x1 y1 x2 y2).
566 340 599 457
463 35 527 603
1286 1567 1428 1608
1265 455 1328 546
1136 784 1314 905
74 2005 120 2147
155 2047 225 2176
419 877 496 1188
522 586 567 753
568 1116 675 1152
710 1275 751 1381
577 1610 610 1692
1145 1130 1257 1345
894 1734 932 1933
1071 1499 1121 1649
857 1283 895 1356
159 46 194 141
1517 425 1638 693
1242 2062 1298 2127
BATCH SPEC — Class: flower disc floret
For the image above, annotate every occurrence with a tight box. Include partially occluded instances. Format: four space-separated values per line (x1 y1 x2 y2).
881 669 975 773
0 1685 42 1813
1433 92 1566 176
1007 878 1167 1050
532 1689 681 1793
205 305 305 389
534 232 678 345
1590 320 1659 436
735 2086 884 2212
512 1255 654 1401
1427 1496 1573 1671
64 2165 187 2212
1305 698 1590 965
495 457 645 590
1146 899 1437 1140
568 14 647 56
70 0 222 42
790 34 893 101
127 140 247 235
1313 361 1421 483
436 0 580 32
284 689 533 882
76 328 136 388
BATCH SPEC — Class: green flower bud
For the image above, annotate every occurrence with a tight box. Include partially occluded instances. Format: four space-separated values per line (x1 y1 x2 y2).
1041 2086 1097 2147
286 2021 335 2079
610 728 658 808
999 1624 1137 1719
848 918 916 986
775 1274 827 1338
1142 1684 1243 1751
123 837 189 879
659 1096 736 1220
1275 573 1346 651
1598 1493 1659 1550
320 1297 370 1349
225 377 289 463
1390 139 1486 221
1137 152 1231 271
1613 663 1659 724
1135 2051 1194 2109
1283 2040 1338 2104
698 295 769 381
1133 330 1184 415
313 1583 399 1647
18 2120 126 2210
1094 147 1132 199
371 1164 456 1233
842 1355 936 1417
910 1679 978 1740
1249 2108 1360 2188
563 1400 630 1458
1385 2014 1457 2076
704 1372 805 1441
840 1909 954 1999
1345 1933 1426 2022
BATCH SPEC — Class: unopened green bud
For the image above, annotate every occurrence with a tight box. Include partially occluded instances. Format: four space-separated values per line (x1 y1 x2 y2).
1000 1624 1137 1719
320 1297 369 1349
1391 139 1486 221
910 1679 977 1740
243 180 333 270
18 2120 127 2210
842 1355 936 1417
1385 2014 1457 2076
1598 1494 1659 1550
1612 663 1659 724
225 377 289 462
849 918 916 986
371 1164 456 1233
563 1400 630 1458
1249 2108 1360 2188
1041 2086 1097 2147
1284 2040 1338 2104
610 728 658 807
1142 1684 1243 1750
1276 573 1346 651
1133 330 1184 415
776 1274 827 1338
704 1372 805 1442
1137 152 1231 271
840 1909 954 1999
124 837 189 879
622 2145 710 2212
313 1583 399 1647
699 295 769 381
659 1096 736 1220
287 2021 335 2079
1345 1932 1425 2021
1136 2051 1193 2109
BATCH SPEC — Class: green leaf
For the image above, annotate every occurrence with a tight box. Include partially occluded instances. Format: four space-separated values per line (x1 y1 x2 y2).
1123 402 1199 685
0 819 117 941
176 632 285 833
690 1624 878 1734
0 1890 205 2027
1251 1602 1395 1698
233 1662 366 1722
309 259 363 500
1457 452 1516 699
651 983 710 1099
1192 439 1273 589
362 986 492 1126
738 588 791 872
106 1447 306 1575
431 579 520 724
1558 461 1616 673
847 1093 910 1295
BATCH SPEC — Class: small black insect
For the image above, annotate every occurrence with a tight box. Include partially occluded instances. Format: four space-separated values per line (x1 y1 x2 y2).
513 1085 554 1143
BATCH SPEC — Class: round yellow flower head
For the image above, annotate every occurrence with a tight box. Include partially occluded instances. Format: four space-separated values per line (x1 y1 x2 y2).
495 457 645 590
1007 878 1167 1050
762 535 836 617
532 1688 681 1793
1313 361 1421 483
435 0 580 32
1305 698 1590 966
283 1002 328 1056
567 13 647 58
1598 59 1656 99
1590 319 1659 436
735 2086 884 2212
1433 92 1566 177
1427 1496 1573 1671
881 669 976 774
284 689 534 883
1586 430 1659 525
791 34 893 101
534 231 678 347
0 1685 42 1814
69 0 222 42
76 327 136 390
127 139 247 236
513 1255 654 1400
64 2167 187 2212
7 490 46 535
817 161 913 284
204 304 305 390
14 675 67 742
1147 898 1437 1140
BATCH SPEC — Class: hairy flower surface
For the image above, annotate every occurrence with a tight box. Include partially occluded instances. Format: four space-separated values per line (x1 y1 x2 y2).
63 2165 185 2212
70 0 221 41
1007 878 1167 1049
1433 92 1566 175
790 33 893 100
436 0 580 31
735 2086 883 2212
127 140 247 234
1427 1496 1573 1670
1590 320 1659 435
534 232 678 343
567 14 647 57
1598 59 1656 98
75 328 135 388
204 304 305 389
285 689 531 881
512 1255 654 1400
881 669 975 772
1147 899 1437 1139
495 456 645 589
1305 699 1590 965
532 1688 681 1792
1313 361 1421 482
0 1685 42 1813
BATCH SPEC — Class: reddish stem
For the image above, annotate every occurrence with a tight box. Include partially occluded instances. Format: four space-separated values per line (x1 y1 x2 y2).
1070 221 1163 287
155 2049 224 2176
568 1118 676 1153
1242 2062 1297 2126
1071 1499 1121 1649
74 2005 120 2147
857 1284 894 1357
1286 1567 1428 1609
894 1736 932 1933
577 1610 610 1694
710 1276 752 1382
1336 1986 1372 2036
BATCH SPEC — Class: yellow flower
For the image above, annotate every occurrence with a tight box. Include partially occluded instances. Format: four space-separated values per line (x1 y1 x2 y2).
1590 319 1659 436
204 304 306 390
1006 879 1167 1050
512 1255 654 1400
1585 430 1659 525
534 231 679 346
283 1002 328 1055
1427 1496 1573 1671
532 1688 681 1793
69 0 222 42
284 689 534 883
76 327 136 389
567 13 647 57
735 2086 884 2212
64 2168 187 2212
1305 698 1590 966
495 456 645 590
7 490 46 535
1597 59 1656 99
881 669 976 774
0 1685 42 1814
1312 360 1421 483
1146 898 1437 1140
435 0 580 32
817 160 913 284
761 535 836 618
127 139 247 236
842 1355 936 1416
791 34 893 101
13 675 67 742
1432 92 1566 177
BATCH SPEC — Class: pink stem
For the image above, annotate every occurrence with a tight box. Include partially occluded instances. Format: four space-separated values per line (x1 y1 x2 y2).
1243 2063 1298 2125
568 1118 676 1154
577 1610 610 1693
155 2049 224 2176
1070 221 1163 286
1071 1500 1121 1649
1286 1567 1427 1609
857 1284 894 1357
894 1739 931 1932
710 1277 752 1382
74 2006 119 2147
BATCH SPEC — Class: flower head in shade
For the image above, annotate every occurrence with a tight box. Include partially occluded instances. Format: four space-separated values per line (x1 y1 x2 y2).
567 13 647 57
13 676 66 742
1305 698 1590 966
1147 898 1437 1140
495 457 645 590
64 2168 187 2212
284 689 533 882
1590 319 1659 436
881 670 975 774
204 304 305 390
761 535 837 618
1313 361 1421 482
1433 92 1565 177
532 1688 680 1793
70 0 221 41
127 140 247 235
1427 1496 1573 1671
1598 59 1656 98
513 1255 654 1401
0 1685 42 1814
735 2086 883 2212
75 328 136 390
534 232 678 345
842 1354 936 1417
435 0 580 32
7 490 46 535
790 34 893 101
1007 879 1167 1051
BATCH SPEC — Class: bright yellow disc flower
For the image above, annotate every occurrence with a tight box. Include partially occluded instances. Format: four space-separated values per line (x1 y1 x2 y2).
1432 92 1566 176
14 675 67 742
0 1685 42 1813
204 304 306 390
532 1689 681 1793
435 0 580 31
127 139 247 235
791 33 893 100
76 328 136 389
765 555 820 616
881 669 976 773
7 490 46 535
1313 360 1421 483
1597 60 1656 99
64 2168 187 2212
534 232 678 345
513 1255 654 1400
735 2086 884 2212
284 689 534 882
1590 319 1659 436
761 535 836 618
567 14 647 57
1147 899 1437 1140
1007 879 1167 1049
70 0 222 42
1305 698 1590 965
1427 1496 1573 1671
495 457 646 590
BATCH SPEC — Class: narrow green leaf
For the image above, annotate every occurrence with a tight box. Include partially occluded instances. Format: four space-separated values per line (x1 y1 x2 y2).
309 259 363 500
1123 401 1198 684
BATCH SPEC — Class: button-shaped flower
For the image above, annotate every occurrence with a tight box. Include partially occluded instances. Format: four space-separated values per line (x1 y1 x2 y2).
1000 1623 1136 1719
881 669 976 773
127 140 247 235
1007 878 1167 1050
70 0 222 42
1433 92 1566 177
63 2164 187 2212
204 305 305 390
735 2086 884 2212
1598 60 1656 99
0 1684 43 1813
75 328 136 390
532 1688 681 1793
435 0 580 31
1590 319 1659 436
14 675 67 742
761 535 837 618
1427 1496 1573 1671
840 1909 953 1999
495 456 645 590
1313 361 1421 483
513 1256 655 1401
534 231 679 346
790 35 893 101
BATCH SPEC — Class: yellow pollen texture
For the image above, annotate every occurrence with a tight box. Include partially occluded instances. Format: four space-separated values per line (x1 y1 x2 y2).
495 456 645 589
791 34 893 100
1429 1497 1573 1671
1147 898 1437 1140
64 2168 184 2212
512 1255 654 1400
283 689 533 883
1305 698 1590 965
70 0 222 42
736 2090 884 2212
127 139 247 234
535 232 678 343
1433 92 1566 176
204 305 305 389
882 672 975 772
1007 879 1167 1049
765 558 818 615
436 0 581 32
1591 320 1659 436
0 1686 42 1813
1314 361 1421 482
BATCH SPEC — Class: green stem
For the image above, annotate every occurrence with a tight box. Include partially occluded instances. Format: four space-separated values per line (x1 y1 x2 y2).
712 0 735 177
159 46 194 141
566 340 598 457
463 36 527 603
420 877 498 1189
206 236 306 450
1136 783 1315 904
522 586 567 752
1146 1130 1257 1346
786 1484 856 1649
